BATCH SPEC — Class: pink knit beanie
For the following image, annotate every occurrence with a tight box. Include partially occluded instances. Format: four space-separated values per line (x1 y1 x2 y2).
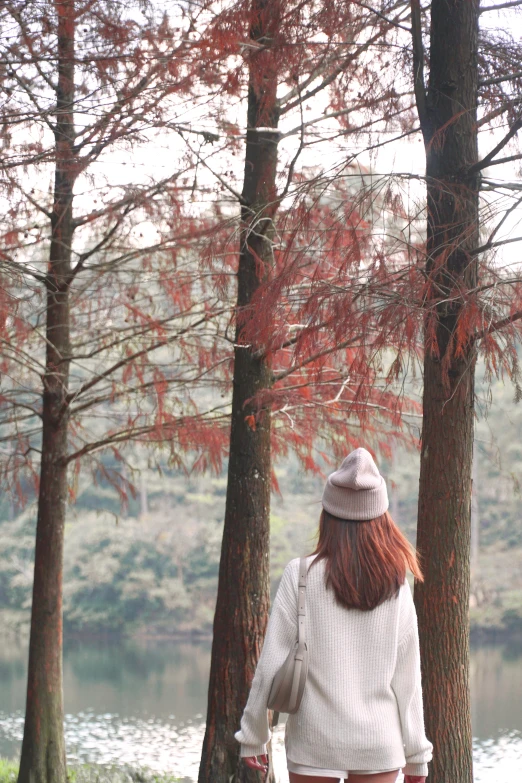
321 448 389 521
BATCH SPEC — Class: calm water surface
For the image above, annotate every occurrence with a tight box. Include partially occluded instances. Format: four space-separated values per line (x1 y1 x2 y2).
0 638 521 781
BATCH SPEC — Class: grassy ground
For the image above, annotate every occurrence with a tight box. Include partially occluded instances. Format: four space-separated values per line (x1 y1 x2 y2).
0 762 183 783
0 761 17 783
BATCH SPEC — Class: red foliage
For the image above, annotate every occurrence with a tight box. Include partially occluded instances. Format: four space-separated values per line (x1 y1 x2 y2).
3 0 522 507
0 0 231 502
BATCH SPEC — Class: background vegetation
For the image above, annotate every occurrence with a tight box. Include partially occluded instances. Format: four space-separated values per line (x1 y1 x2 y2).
0 367 521 640
0 761 181 783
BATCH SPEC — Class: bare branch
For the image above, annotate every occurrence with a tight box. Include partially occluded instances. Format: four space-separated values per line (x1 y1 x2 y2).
475 152 522 168
477 97 522 128
66 311 226 405
64 406 231 465
273 335 362 382
279 81 305 200
479 70 522 88
280 22 399 115
351 1 411 31
71 204 134 278
69 306 220 361
484 193 522 247
280 94 413 139
70 357 231 417
179 132 246 205
482 177 522 190
468 116 522 174
480 0 522 12
475 310 522 340
472 234 522 255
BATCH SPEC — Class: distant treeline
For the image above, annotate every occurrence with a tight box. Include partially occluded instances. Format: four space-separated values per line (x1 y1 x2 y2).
1 370 522 638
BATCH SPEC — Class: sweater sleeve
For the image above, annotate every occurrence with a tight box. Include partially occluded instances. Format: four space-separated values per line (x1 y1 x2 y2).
391 582 434 778
234 559 299 757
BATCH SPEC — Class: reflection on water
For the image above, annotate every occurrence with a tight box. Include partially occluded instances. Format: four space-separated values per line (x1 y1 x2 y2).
0 638 520 781
0 710 205 782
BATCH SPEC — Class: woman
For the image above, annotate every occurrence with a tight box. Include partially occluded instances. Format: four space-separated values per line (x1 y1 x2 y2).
235 448 433 783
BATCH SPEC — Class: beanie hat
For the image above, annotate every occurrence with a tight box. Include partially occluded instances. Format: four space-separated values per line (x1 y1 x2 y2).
321 448 389 521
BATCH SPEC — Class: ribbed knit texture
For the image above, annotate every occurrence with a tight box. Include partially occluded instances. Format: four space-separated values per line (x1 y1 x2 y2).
322 448 389 520
235 556 433 777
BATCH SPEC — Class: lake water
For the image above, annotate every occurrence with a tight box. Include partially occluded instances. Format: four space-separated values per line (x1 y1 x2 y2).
0 638 521 781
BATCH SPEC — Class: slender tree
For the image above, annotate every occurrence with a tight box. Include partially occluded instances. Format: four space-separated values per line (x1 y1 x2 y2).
199 2 281 778
412 0 480 778
16 3 77 781
410 1 522 780
198 2 417 780
0 3 224 782
266 8 522 783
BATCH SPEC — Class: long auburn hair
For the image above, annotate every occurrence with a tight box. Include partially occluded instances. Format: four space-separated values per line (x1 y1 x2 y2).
311 509 423 611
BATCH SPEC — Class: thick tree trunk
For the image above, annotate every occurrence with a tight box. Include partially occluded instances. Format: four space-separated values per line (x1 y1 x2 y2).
199 2 280 781
414 1 480 782
18 4 75 783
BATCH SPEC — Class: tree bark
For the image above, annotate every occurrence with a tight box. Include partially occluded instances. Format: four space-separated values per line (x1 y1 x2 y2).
413 1 480 782
18 4 75 783
199 2 280 781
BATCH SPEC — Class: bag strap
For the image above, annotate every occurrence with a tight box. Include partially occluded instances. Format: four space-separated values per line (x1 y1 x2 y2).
296 556 308 655
271 558 309 725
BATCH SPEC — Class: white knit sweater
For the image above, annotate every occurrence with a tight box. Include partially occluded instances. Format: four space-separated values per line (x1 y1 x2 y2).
235 556 433 777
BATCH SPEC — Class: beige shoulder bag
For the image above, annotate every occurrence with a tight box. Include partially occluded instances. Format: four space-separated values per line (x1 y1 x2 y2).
267 557 309 723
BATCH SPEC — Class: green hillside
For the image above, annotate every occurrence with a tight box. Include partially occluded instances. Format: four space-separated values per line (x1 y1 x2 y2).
1 371 522 640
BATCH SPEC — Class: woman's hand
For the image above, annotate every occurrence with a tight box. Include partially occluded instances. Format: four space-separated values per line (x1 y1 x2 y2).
243 754 268 774
404 776 426 783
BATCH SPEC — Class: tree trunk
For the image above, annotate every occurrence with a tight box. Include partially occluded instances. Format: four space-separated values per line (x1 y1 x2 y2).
199 2 280 781
18 4 75 783
413 1 480 782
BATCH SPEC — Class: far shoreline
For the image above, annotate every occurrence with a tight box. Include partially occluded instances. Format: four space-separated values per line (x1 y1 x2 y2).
1 625 521 647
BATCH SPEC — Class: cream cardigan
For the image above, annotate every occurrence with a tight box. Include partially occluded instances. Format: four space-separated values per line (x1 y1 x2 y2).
235 556 433 777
